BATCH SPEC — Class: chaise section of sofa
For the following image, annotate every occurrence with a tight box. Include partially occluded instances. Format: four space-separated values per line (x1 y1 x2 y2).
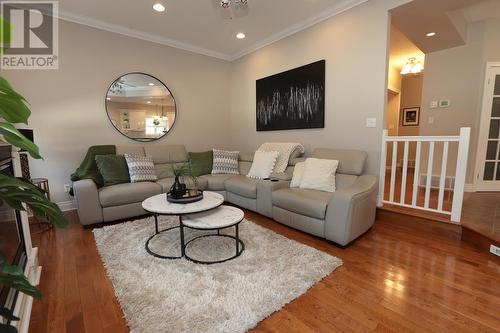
271 149 378 246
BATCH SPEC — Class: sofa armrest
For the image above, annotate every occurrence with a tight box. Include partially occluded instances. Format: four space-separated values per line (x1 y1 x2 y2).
73 179 103 225
257 179 290 218
324 175 378 246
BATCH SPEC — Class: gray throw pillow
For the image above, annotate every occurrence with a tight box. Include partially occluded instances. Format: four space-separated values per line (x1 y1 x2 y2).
124 154 157 183
211 149 239 175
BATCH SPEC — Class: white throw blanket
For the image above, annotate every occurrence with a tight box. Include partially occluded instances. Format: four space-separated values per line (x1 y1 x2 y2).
258 142 304 173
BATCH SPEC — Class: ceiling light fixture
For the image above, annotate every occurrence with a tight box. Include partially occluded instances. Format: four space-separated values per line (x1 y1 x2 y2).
147 101 152 104
221 0 248 8
153 3 165 12
236 32 246 39
148 83 155 86
426 32 436 37
401 57 424 75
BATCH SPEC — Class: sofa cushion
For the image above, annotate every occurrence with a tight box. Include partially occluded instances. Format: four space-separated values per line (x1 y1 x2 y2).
199 174 235 191
225 175 257 199
189 151 213 177
156 177 208 192
272 188 334 220
145 145 188 164
99 182 162 207
116 145 145 157
311 149 366 176
95 155 130 186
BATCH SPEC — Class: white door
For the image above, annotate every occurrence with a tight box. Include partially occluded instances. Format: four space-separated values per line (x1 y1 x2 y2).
475 63 500 191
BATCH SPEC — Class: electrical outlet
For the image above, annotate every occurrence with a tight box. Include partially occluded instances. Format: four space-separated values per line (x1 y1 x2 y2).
490 244 500 257
64 184 71 193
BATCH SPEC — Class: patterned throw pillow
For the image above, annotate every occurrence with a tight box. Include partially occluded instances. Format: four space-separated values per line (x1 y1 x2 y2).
211 149 239 175
124 154 157 183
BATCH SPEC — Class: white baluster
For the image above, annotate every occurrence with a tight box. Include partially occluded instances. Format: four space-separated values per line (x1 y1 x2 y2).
412 142 422 207
424 141 435 209
400 141 409 204
389 141 398 202
437 141 449 211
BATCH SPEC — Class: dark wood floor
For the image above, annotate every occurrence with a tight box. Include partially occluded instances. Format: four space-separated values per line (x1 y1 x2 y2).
29 210 500 333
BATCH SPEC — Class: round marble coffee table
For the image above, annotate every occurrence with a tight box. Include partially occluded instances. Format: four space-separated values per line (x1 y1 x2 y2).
182 205 245 265
142 191 224 259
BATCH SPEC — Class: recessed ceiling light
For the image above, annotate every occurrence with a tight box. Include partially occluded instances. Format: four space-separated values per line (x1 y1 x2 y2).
236 32 246 39
147 101 152 104
153 3 165 12
148 83 155 86
426 32 436 37
106 97 111 100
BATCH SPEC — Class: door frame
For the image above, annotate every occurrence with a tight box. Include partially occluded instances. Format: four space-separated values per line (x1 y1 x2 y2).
474 62 500 191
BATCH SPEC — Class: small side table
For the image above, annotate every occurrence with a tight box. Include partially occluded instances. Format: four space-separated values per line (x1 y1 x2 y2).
30 178 53 234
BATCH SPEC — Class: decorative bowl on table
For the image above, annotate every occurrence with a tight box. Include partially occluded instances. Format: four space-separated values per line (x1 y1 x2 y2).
166 189 203 204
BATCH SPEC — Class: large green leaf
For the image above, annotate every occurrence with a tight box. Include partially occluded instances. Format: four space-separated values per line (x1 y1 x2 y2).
0 76 30 124
0 174 69 228
0 307 19 322
0 123 40 159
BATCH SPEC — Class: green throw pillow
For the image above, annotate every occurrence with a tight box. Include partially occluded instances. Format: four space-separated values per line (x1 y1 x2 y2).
189 151 213 177
95 155 130 186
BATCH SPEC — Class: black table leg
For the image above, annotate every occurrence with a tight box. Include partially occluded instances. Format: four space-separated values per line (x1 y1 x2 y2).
179 215 185 257
154 214 159 234
236 224 239 254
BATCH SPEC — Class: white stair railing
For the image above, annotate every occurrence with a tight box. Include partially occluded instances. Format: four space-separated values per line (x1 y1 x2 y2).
378 127 470 223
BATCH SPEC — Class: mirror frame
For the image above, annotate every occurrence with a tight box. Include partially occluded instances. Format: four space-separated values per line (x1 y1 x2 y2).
105 72 177 142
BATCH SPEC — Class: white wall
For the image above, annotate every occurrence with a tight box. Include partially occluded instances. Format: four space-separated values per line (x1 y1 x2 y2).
229 0 409 177
2 21 231 204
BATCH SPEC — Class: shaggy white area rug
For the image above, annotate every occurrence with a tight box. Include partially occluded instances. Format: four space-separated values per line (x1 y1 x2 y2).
93 215 342 333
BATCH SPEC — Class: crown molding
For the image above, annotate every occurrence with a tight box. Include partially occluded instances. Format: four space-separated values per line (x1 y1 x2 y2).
227 0 370 61
55 0 369 63
57 9 233 61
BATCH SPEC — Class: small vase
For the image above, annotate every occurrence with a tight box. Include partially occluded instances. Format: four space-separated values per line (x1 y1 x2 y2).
169 176 186 198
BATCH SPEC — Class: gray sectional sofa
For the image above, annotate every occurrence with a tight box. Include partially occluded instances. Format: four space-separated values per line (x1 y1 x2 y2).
73 145 378 246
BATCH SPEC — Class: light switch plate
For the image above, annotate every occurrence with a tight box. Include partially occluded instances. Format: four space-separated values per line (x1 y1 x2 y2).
366 118 376 128
430 101 438 109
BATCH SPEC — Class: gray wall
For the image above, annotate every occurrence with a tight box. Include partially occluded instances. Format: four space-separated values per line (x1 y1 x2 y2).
420 19 500 184
3 21 232 204
229 0 409 177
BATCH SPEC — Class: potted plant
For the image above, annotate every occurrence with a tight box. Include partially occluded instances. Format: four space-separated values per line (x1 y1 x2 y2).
0 76 69 333
169 163 199 199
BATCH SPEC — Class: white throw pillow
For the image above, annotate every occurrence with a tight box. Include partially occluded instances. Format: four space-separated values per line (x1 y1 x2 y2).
124 154 157 183
299 158 339 192
247 151 279 179
290 161 305 188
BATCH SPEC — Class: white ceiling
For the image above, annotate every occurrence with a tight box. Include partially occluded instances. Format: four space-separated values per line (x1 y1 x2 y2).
390 0 484 54
57 0 368 61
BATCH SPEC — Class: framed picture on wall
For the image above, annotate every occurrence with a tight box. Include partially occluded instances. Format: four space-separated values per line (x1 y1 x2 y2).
402 107 420 126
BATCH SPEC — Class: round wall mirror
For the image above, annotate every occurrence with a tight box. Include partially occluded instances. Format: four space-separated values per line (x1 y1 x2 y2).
105 73 176 142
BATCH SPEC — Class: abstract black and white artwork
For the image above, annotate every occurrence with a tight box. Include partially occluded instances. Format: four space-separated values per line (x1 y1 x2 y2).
256 60 325 131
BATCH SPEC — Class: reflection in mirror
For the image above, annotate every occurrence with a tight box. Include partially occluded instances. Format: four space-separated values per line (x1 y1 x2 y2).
105 73 176 142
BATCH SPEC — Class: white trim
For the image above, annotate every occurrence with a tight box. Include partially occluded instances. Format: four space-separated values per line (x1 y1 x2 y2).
474 62 500 191
464 183 475 192
56 9 232 61
58 200 76 212
50 0 368 62
229 0 369 61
